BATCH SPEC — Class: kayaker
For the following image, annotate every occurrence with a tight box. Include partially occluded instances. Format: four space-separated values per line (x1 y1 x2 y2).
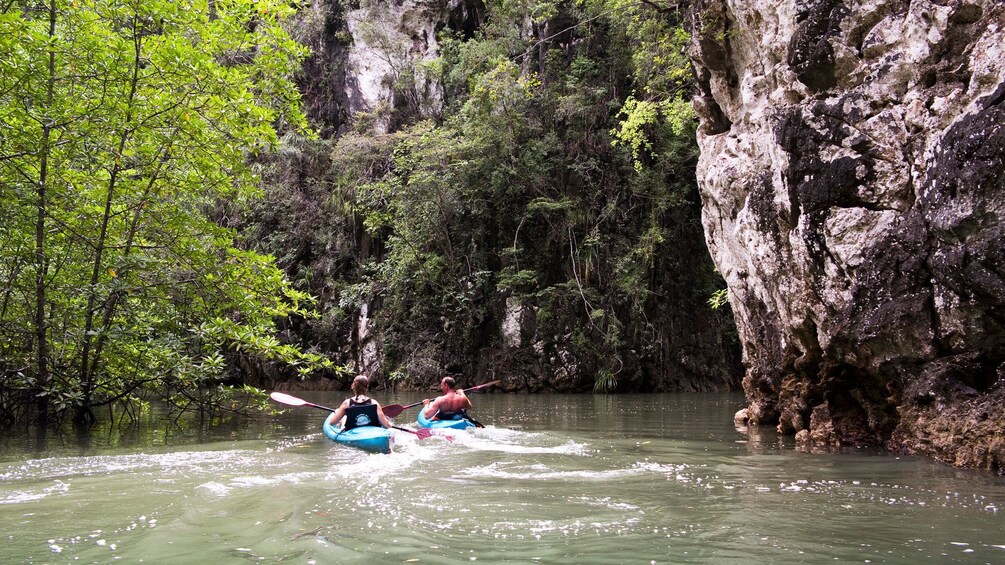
326 375 392 430
421 376 473 421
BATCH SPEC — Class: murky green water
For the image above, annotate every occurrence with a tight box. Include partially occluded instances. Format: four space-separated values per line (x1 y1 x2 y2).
1 392 1003 564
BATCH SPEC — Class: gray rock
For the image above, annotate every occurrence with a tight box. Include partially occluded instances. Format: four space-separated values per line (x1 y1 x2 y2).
688 0 1005 470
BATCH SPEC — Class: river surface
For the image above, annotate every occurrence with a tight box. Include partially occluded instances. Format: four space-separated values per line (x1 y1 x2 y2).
1 392 1003 564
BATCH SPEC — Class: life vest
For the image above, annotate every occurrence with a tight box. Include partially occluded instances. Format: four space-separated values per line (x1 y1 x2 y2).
343 396 380 430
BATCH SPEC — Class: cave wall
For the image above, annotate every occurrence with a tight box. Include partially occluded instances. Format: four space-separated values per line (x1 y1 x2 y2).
687 0 1005 470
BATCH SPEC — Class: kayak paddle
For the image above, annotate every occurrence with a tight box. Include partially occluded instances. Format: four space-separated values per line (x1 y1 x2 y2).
380 379 501 418
393 425 447 441
268 391 443 441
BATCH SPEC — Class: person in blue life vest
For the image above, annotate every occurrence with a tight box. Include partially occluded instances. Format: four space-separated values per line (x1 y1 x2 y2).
326 374 392 430
421 376 473 421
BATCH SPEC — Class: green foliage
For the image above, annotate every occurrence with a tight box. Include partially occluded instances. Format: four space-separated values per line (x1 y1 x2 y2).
0 0 323 424
611 95 661 169
708 288 730 310
246 0 737 392
498 269 540 293
593 368 618 393
381 1 707 378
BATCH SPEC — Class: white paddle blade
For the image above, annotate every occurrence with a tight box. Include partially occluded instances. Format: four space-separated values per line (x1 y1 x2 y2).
270 392 307 407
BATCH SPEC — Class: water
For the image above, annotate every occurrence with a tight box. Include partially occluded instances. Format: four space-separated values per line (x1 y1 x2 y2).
1 392 1003 564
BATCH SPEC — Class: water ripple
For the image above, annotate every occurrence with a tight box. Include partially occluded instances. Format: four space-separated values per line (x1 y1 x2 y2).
0 480 70 505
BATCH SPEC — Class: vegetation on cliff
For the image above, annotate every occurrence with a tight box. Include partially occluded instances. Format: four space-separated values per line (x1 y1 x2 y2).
248 0 741 393
0 0 739 427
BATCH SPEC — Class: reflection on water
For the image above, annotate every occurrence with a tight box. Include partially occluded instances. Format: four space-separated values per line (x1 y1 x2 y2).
1 392 1003 564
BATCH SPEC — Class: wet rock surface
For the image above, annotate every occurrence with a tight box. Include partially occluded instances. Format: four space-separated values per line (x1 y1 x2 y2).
688 0 1005 471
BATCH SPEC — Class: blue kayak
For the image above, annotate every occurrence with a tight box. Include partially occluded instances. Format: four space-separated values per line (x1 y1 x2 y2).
322 419 392 453
417 408 476 430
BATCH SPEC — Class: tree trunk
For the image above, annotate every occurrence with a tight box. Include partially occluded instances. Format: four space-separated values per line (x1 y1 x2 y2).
32 0 58 422
79 17 143 405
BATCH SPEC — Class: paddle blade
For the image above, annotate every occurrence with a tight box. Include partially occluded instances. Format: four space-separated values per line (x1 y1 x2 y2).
392 426 429 441
417 428 454 442
382 403 407 418
270 392 308 407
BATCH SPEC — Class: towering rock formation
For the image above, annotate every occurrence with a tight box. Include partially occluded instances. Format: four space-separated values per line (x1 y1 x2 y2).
687 0 1005 471
269 1 742 394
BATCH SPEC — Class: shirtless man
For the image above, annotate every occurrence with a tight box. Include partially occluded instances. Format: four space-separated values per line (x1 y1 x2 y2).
421 376 472 420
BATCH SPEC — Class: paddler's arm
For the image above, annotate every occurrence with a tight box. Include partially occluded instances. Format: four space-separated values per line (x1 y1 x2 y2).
326 399 350 427
421 397 438 418
375 402 392 428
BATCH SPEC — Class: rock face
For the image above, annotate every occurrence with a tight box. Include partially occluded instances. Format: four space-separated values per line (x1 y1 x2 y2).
688 0 1005 471
295 0 482 136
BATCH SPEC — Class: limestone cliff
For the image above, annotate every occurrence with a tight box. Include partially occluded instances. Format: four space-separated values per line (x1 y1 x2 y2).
263 1 743 395
688 0 1005 471
293 0 481 136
